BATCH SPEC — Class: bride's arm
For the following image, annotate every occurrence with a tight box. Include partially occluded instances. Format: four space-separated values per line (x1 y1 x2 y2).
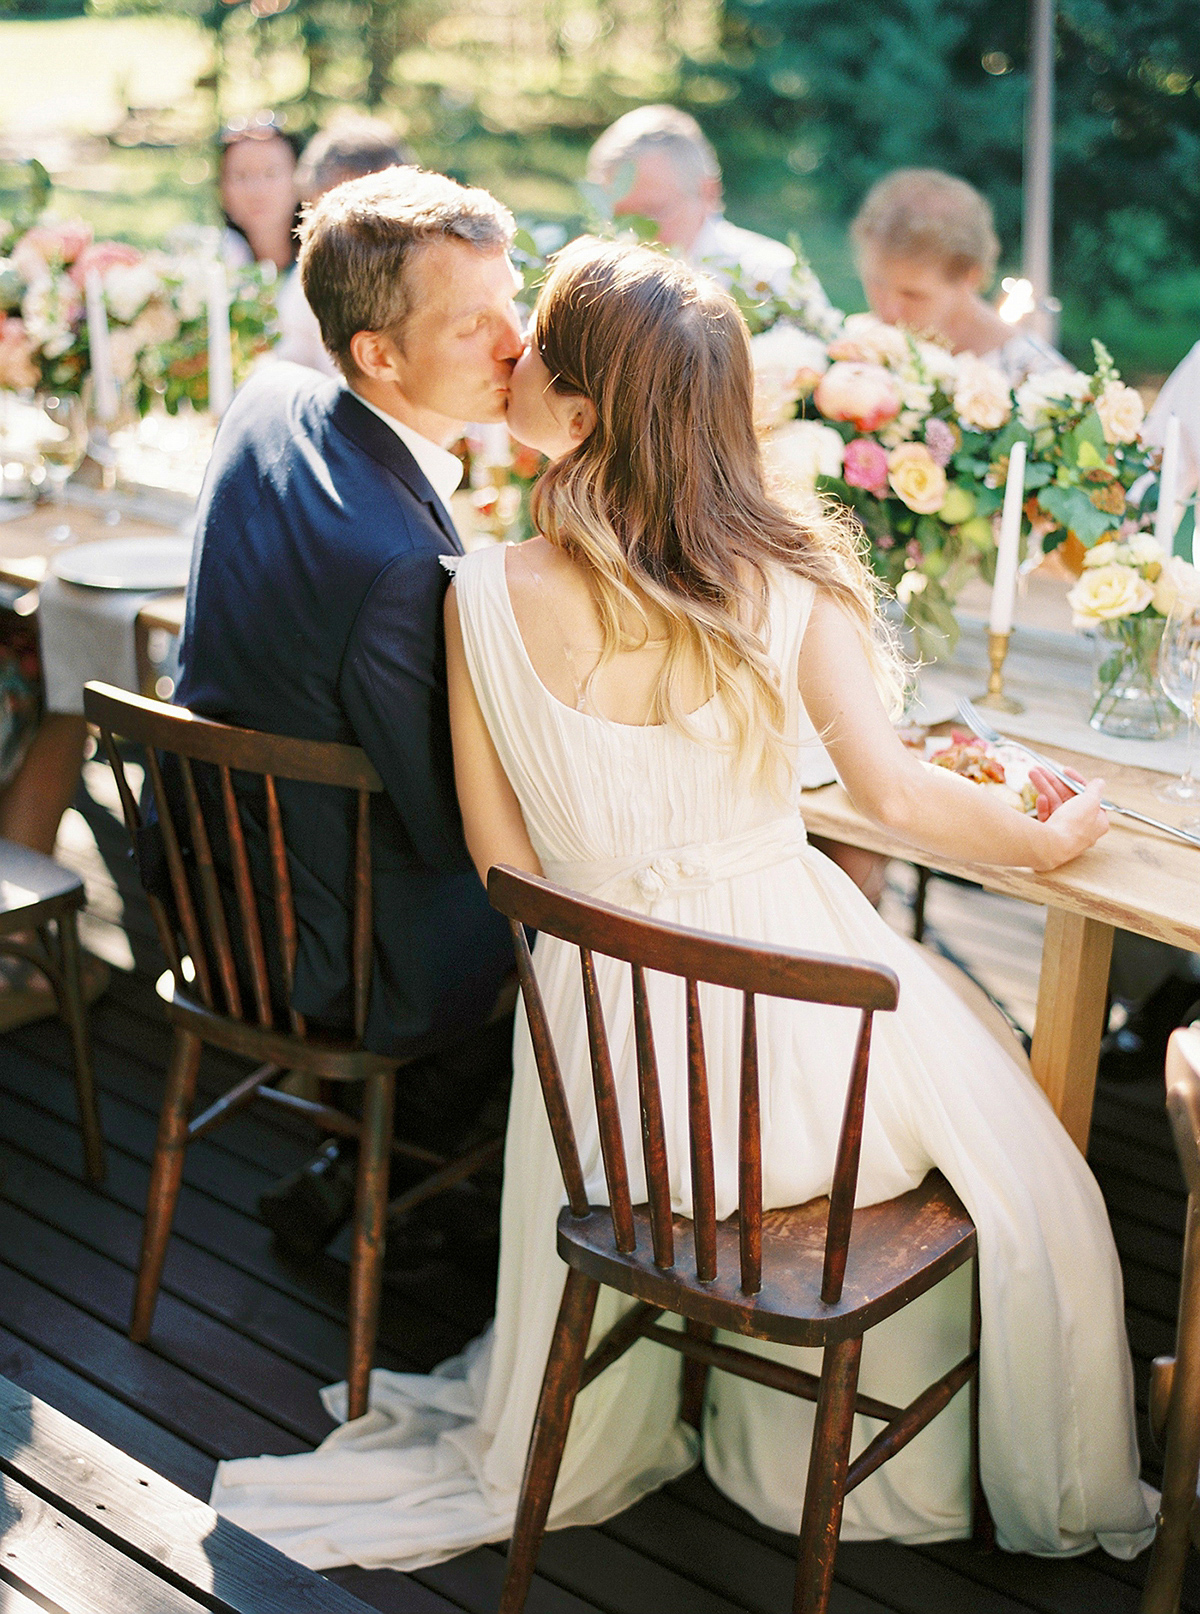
797 592 1108 872
445 583 543 885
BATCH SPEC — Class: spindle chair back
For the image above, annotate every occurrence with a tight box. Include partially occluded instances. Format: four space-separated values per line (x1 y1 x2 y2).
487 865 984 1614
83 682 499 1420
1141 1025 1200 1614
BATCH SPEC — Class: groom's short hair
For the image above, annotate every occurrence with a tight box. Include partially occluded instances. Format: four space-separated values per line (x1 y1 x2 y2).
298 167 515 375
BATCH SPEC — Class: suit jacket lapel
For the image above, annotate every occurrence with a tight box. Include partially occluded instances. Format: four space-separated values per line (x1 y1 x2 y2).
329 388 464 555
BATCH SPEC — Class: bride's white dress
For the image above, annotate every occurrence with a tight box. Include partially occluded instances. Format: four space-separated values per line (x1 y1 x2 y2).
210 543 1155 1570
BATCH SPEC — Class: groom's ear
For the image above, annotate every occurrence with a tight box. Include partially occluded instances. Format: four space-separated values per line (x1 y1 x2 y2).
349 328 402 382
569 398 598 446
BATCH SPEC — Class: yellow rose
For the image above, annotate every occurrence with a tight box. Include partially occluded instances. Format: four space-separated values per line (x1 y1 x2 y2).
1067 563 1155 627
887 442 947 515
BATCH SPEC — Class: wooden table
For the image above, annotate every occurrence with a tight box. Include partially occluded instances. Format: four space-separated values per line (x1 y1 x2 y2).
0 1376 372 1614
804 741 1200 1152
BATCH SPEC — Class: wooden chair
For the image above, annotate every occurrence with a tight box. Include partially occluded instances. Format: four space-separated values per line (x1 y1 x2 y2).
487 865 984 1614
0 838 103 1184
1141 1024 1200 1614
83 681 502 1421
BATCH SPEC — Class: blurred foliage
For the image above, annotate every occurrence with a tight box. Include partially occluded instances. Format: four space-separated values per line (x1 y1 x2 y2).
712 0 1200 376
3 0 1199 378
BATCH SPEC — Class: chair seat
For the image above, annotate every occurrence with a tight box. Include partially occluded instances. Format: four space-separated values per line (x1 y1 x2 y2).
557 1168 976 1347
0 838 84 926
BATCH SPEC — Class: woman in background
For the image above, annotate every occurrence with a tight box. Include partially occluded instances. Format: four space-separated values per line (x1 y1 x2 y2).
218 113 300 273
851 168 1063 383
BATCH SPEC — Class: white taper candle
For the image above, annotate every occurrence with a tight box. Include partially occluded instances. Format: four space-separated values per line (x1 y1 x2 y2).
84 270 118 424
1155 413 1180 553
206 261 234 418
989 438 1027 637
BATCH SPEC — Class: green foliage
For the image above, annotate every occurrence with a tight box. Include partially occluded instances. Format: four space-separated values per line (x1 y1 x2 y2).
712 0 1200 377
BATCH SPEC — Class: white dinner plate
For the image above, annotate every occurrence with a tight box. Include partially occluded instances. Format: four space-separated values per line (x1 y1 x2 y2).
51 535 194 591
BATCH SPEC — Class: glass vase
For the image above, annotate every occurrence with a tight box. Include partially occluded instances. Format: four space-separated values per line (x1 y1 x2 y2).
1089 615 1179 740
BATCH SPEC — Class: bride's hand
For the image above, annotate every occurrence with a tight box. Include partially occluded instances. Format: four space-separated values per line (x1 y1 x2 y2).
1028 767 1108 868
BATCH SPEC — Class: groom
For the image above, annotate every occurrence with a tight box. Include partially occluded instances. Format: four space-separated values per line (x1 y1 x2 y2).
173 166 524 1251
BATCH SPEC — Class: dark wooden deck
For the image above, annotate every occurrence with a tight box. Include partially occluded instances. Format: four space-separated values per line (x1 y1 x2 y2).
1 756 1198 1613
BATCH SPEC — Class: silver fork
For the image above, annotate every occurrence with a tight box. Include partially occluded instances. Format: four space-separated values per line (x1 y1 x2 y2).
955 696 1200 850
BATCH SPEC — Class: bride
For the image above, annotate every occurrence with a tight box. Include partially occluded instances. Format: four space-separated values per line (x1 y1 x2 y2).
210 239 1155 1570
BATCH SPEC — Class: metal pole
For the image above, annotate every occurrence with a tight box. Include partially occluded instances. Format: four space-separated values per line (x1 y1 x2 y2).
1022 0 1057 344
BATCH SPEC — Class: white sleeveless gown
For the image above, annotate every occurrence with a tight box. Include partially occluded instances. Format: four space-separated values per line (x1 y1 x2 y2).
210 543 1155 1569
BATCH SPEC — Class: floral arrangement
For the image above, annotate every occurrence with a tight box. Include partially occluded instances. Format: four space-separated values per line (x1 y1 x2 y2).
753 312 1162 660
1066 535 1197 732
0 216 279 413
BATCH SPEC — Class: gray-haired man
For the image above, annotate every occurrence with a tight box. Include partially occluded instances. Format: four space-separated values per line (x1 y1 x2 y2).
588 103 832 310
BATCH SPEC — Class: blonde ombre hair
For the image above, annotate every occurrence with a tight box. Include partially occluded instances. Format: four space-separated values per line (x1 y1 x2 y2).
530 238 903 785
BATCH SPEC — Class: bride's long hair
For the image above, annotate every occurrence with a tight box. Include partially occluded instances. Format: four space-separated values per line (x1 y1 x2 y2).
529 237 904 783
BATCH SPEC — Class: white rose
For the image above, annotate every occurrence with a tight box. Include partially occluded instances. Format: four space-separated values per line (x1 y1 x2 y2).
131 300 181 348
1152 556 1200 618
103 261 162 324
761 419 845 500
1083 540 1118 568
896 569 929 605
1016 367 1090 429
914 339 959 387
750 324 830 431
1067 563 1155 626
953 356 1013 431
107 326 141 383
1126 534 1165 568
1094 380 1145 445
830 312 910 367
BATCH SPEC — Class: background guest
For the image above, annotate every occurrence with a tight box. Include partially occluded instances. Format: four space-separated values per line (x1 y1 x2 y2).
852 168 1063 383
218 112 301 273
586 104 832 309
274 116 413 375
1144 336 1200 507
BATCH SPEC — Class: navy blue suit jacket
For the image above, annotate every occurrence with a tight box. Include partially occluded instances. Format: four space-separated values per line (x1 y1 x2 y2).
172 363 512 1055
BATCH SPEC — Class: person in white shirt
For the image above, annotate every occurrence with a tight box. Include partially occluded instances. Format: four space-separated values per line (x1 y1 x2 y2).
1144 339 1200 505
274 118 413 375
851 168 1064 383
586 104 832 310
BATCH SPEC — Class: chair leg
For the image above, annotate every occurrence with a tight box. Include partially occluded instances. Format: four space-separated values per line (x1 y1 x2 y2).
680 1319 714 1432
499 1267 600 1614
54 912 105 1186
969 1254 994 1549
131 1028 202 1343
794 1334 863 1614
345 1069 395 1422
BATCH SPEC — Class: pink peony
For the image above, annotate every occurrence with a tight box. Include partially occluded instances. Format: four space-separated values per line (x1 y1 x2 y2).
813 361 901 433
14 219 93 271
69 239 143 288
842 437 890 496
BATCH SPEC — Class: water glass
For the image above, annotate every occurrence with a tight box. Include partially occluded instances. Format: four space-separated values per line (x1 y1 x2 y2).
1158 591 1200 826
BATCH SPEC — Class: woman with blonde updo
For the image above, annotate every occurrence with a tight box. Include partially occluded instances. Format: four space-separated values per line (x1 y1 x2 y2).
852 168 1063 383
207 239 1151 1575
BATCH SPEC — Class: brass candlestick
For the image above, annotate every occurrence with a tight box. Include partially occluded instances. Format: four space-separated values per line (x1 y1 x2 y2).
975 629 1025 714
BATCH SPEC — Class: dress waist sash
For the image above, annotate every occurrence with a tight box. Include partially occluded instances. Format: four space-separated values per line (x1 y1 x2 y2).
542 816 809 907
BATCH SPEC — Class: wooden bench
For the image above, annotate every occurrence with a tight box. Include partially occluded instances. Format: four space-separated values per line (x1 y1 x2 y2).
0 1374 374 1614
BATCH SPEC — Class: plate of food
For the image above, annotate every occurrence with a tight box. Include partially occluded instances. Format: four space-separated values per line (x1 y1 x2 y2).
51 535 193 591
898 727 1039 815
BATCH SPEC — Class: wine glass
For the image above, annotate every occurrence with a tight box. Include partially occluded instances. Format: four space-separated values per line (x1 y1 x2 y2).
1157 589 1200 827
34 393 87 542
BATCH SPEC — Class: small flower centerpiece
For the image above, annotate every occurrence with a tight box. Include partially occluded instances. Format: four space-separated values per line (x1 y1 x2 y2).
1068 538 1197 738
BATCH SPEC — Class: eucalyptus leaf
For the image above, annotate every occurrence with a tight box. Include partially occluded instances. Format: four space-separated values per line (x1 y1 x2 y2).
1037 483 1119 546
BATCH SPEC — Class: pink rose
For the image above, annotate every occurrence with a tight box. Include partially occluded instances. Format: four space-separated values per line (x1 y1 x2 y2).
813 361 901 433
0 316 39 389
69 240 143 288
14 219 93 270
842 437 890 496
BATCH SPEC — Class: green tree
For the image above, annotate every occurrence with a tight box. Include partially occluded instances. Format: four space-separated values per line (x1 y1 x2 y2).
706 0 1200 375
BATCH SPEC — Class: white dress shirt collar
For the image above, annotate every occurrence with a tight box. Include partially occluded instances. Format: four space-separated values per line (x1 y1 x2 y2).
348 390 464 515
